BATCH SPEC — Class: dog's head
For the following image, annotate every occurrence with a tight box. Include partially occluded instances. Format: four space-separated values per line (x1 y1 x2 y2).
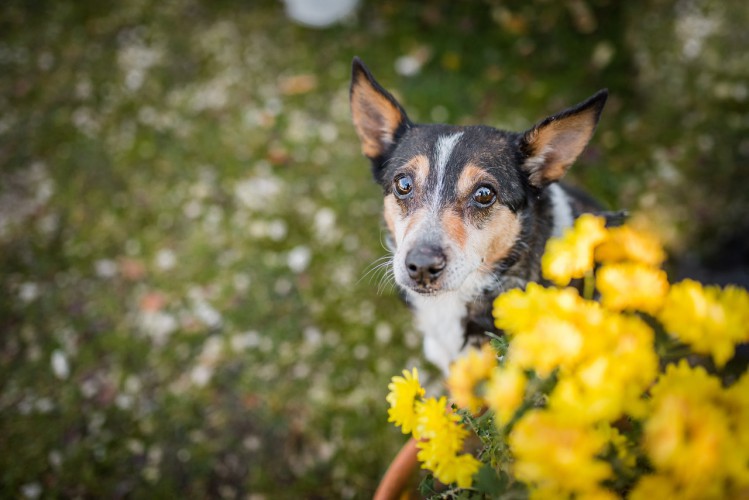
350 57 607 297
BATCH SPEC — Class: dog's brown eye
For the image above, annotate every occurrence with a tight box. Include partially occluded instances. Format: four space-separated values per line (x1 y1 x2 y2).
472 186 496 207
394 175 414 198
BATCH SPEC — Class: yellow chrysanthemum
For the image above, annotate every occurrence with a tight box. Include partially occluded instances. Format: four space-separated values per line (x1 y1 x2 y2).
386 368 425 435
413 397 480 488
596 263 669 315
414 396 466 468
658 279 749 367
542 214 607 286
510 410 612 495
446 344 497 414
549 328 657 424
550 367 624 425
548 353 649 424
484 364 527 426
494 283 597 336
432 452 482 489
594 224 665 267
509 316 585 377
414 397 463 443
643 361 738 496
597 314 658 418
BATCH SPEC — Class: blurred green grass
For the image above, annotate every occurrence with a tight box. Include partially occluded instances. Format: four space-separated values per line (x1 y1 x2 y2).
1 0 747 497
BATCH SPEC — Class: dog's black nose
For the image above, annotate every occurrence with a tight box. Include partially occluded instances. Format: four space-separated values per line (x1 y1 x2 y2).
405 246 446 285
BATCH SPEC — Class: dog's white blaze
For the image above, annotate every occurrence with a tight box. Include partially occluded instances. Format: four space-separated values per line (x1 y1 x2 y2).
549 183 574 238
431 132 464 206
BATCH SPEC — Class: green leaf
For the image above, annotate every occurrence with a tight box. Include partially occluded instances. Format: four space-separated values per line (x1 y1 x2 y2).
419 473 438 498
473 464 507 495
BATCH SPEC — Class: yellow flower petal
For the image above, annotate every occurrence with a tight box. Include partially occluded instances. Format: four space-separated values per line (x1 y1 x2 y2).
658 280 749 367
386 368 425 435
595 225 665 267
596 262 669 315
485 364 527 426
446 344 497 414
542 214 607 286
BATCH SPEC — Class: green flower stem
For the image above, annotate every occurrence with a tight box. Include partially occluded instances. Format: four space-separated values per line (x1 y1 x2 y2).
583 269 595 301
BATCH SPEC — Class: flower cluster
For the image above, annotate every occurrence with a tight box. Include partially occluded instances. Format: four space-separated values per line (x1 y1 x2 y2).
385 216 749 497
386 368 481 488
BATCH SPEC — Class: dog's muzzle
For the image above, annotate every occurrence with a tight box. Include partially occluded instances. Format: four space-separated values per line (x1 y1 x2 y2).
405 245 446 289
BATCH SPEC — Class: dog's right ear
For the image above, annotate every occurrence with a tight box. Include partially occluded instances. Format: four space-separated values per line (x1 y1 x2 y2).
350 57 410 160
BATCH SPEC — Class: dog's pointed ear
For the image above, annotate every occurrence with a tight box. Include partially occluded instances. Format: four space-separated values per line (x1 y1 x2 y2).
520 89 608 187
350 57 410 159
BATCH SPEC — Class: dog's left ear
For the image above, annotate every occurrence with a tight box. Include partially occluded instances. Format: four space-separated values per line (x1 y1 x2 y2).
350 57 411 160
520 89 608 187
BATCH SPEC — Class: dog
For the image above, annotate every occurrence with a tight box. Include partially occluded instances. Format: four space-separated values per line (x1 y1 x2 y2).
350 57 613 375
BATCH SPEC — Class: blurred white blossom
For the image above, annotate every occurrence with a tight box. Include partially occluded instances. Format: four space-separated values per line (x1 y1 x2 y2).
51 350 70 380
287 245 311 273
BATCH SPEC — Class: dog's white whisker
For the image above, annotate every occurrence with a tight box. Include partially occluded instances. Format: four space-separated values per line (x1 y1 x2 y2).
376 269 397 295
359 255 394 286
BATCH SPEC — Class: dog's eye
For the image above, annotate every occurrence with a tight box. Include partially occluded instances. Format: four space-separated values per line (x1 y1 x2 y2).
472 186 496 207
394 175 414 198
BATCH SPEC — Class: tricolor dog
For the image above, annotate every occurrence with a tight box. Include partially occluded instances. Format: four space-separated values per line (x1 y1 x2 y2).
350 57 612 374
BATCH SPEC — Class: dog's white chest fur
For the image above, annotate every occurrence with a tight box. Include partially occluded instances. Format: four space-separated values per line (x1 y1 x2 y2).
408 292 470 375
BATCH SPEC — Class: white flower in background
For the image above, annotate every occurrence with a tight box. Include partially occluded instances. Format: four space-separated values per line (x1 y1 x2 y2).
234 174 282 212
375 322 392 344
303 326 322 347
192 298 222 329
283 0 359 28
138 311 178 346
18 282 39 303
51 350 70 380
190 336 225 387
287 245 311 273
0 162 54 241
35 398 54 414
154 249 177 271
230 330 260 352
314 207 339 245
186 287 223 329
21 483 42 499
318 123 338 143
48 450 63 468
233 273 251 292
267 219 288 241
395 46 431 77
94 259 118 278
353 344 369 360
190 365 212 387
117 42 163 93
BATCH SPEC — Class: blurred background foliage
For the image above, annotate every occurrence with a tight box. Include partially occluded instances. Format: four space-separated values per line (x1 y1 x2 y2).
1 0 747 497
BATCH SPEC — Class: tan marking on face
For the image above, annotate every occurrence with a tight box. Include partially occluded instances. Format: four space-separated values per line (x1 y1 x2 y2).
456 163 490 199
384 195 428 247
351 75 404 158
475 206 521 264
403 154 430 187
382 194 398 236
441 209 468 249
